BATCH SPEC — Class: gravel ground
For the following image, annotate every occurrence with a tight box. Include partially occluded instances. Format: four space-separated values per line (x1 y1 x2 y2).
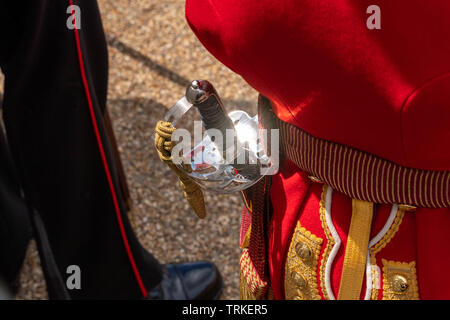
11 0 258 300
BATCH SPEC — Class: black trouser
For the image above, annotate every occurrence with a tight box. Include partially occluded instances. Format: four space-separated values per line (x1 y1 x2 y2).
0 0 163 299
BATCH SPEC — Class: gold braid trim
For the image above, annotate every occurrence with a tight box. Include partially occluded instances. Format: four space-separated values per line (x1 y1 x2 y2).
382 260 419 300
284 222 322 300
154 121 206 219
337 199 374 300
240 225 252 249
370 265 380 301
240 269 256 300
368 207 405 299
319 184 334 300
239 249 268 300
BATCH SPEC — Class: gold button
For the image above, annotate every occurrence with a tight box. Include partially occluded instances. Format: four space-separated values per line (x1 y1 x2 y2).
391 274 409 294
295 241 312 260
290 271 307 289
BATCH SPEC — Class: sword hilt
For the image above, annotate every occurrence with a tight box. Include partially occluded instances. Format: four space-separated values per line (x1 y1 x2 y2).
186 80 235 139
160 79 276 194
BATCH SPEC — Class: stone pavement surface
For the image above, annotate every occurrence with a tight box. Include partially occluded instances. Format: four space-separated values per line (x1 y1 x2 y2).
11 0 258 299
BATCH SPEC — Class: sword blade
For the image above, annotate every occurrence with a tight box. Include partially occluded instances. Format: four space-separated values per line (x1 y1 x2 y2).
163 96 192 127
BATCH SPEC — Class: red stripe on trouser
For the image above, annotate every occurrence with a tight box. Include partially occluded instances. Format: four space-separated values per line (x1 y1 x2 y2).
69 1 147 297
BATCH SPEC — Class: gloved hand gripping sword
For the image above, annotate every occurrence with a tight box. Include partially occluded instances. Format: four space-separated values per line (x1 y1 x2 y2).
154 80 277 219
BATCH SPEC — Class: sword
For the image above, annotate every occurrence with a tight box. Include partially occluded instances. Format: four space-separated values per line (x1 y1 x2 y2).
161 80 277 194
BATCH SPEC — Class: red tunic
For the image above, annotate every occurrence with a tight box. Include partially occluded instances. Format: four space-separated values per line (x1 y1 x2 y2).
186 0 450 299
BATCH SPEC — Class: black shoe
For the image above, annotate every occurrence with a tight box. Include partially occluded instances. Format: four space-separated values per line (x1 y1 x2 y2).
147 261 223 300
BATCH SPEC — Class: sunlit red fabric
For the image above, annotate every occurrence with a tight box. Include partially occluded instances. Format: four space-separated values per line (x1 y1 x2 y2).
186 0 450 300
186 0 450 171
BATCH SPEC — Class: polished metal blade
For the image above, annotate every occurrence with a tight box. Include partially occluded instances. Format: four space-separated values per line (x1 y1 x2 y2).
162 96 192 127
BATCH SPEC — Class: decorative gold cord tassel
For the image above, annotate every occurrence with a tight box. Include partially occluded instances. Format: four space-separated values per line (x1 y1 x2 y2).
240 270 256 300
154 121 206 219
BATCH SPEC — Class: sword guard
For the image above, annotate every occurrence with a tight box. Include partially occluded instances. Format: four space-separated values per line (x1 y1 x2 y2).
160 80 276 194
